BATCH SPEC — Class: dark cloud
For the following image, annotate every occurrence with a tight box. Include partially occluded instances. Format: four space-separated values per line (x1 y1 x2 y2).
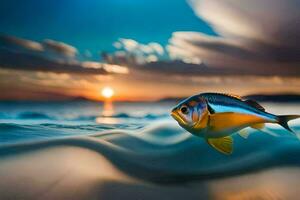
189 0 300 48
0 48 109 74
166 0 300 76
42 39 77 58
0 34 128 75
0 35 43 51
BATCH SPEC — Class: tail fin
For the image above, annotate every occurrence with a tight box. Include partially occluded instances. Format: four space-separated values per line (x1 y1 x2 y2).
277 115 300 133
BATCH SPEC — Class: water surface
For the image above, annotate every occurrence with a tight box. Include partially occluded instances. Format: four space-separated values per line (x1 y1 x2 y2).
0 101 300 199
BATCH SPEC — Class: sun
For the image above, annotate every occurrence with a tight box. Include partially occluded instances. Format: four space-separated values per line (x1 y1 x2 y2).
101 87 114 99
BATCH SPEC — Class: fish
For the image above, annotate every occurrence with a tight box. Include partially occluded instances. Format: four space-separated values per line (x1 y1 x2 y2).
171 93 300 155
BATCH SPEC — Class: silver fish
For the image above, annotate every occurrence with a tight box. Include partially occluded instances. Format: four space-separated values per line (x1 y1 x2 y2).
171 93 300 154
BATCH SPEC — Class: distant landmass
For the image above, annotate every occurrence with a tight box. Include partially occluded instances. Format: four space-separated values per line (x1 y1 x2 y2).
2 94 300 103
157 94 300 103
156 97 185 102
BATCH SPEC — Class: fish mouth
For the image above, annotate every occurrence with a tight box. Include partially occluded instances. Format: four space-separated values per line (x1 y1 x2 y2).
170 107 177 119
170 111 177 120
171 110 186 125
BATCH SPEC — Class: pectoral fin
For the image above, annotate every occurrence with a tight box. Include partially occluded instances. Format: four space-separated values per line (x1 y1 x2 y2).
238 129 250 139
207 136 233 155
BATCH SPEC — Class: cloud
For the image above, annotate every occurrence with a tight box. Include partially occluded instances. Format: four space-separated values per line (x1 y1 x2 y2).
0 34 43 51
165 0 300 76
0 34 128 75
189 0 300 48
81 61 128 74
111 38 165 65
105 38 207 75
105 0 300 77
42 39 77 57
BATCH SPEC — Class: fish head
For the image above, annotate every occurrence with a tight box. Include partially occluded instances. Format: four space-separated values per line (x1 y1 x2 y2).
171 96 209 132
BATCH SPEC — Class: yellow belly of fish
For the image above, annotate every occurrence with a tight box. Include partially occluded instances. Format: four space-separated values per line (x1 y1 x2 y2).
208 112 268 134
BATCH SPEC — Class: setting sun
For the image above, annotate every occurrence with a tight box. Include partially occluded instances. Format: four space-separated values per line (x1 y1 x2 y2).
101 87 114 99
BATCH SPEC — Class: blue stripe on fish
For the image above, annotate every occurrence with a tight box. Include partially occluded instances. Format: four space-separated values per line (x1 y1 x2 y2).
198 93 277 121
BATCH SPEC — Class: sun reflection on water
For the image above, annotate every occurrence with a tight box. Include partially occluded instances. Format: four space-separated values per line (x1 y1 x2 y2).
96 100 118 124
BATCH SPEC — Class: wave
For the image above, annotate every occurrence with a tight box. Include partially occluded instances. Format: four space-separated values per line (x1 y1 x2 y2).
97 113 168 120
0 112 168 122
1 121 300 183
18 112 53 119
1 103 300 199
0 123 75 144
0 122 146 145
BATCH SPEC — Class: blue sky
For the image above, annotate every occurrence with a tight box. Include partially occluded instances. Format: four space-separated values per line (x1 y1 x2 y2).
0 0 215 60
0 0 299 100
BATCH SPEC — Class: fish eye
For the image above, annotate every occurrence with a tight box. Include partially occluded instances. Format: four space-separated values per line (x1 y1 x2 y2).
180 106 189 114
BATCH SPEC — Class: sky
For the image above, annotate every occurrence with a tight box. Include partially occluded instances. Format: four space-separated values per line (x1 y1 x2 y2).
0 0 300 101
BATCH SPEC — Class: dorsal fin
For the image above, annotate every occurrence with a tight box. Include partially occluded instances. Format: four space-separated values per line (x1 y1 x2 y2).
244 99 265 111
222 93 242 100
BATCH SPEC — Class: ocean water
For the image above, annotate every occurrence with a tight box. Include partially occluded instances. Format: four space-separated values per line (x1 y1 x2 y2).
1 101 300 199
0 101 172 144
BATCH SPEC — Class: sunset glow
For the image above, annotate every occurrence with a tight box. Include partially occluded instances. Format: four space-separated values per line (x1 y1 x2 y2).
101 87 114 99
